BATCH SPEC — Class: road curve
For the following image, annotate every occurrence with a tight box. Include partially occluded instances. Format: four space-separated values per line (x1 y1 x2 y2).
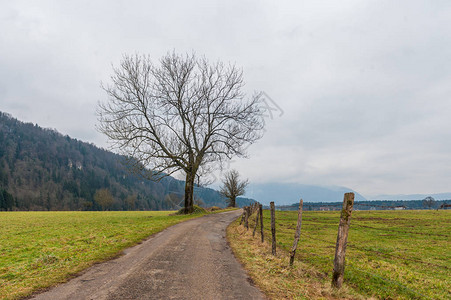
31 210 264 300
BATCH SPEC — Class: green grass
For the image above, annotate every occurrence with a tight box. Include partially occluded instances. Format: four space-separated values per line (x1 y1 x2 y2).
230 209 451 299
228 221 363 299
0 210 210 300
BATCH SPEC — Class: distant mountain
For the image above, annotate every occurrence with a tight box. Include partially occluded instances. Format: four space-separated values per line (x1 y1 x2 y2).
0 111 252 211
244 182 367 205
369 192 451 201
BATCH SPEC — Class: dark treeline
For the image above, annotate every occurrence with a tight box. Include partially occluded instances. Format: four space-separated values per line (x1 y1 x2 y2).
276 199 450 211
0 112 255 211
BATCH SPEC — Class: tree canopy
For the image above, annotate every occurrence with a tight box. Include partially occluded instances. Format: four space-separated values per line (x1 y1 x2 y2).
98 52 264 213
220 169 249 207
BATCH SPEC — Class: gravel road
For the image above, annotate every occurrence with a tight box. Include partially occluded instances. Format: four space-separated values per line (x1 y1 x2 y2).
31 210 264 300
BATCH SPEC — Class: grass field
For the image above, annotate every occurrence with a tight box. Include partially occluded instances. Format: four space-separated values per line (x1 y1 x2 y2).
228 209 451 299
0 210 211 300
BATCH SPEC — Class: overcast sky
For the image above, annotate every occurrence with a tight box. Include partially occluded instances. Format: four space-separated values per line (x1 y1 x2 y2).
1 0 451 198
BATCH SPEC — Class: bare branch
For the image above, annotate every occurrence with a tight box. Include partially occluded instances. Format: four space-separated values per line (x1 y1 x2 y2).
97 51 264 213
219 170 249 207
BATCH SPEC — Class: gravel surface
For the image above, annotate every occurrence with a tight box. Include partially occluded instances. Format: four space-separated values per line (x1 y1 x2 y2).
31 210 264 300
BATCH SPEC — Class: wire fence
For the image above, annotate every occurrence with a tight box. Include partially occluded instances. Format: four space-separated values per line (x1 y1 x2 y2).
237 196 449 298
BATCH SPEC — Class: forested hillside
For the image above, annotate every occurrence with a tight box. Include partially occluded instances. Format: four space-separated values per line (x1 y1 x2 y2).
0 112 254 211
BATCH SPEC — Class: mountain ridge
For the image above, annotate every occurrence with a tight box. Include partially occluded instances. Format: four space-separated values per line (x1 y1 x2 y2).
245 182 367 205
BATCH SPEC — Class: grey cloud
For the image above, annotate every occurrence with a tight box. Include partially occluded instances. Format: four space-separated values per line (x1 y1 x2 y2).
1 0 451 197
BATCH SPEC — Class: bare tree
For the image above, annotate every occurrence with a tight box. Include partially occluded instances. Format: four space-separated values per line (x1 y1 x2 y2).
220 170 249 207
422 196 436 209
98 52 264 213
94 188 114 211
125 194 137 210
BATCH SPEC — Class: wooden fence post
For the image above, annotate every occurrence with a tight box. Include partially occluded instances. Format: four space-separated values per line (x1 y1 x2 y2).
244 206 249 229
253 204 259 237
270 201 276 255
332 192 355 289
259 204 264 243
289 199 303 266
239 209 245 225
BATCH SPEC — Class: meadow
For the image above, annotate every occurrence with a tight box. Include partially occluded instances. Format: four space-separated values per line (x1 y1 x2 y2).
0 210 208 300
228 209 450 299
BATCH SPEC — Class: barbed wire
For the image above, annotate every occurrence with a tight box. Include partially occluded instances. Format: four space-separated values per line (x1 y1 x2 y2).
351 223 451 238
284 232 432 298
300 225 450 269
277 202 429 210
347 243 450 270
282 218 451 238
354 203 406 209
268 223 451 270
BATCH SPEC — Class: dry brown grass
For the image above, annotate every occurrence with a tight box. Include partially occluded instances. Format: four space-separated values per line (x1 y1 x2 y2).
227 221 368 300
206 206 222 212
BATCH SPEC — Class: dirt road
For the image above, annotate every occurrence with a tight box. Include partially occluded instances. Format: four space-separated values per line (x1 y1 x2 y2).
31 210 264 300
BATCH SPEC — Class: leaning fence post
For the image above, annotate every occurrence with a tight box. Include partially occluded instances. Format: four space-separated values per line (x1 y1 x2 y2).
239 209 245 225
332 192 355 289
270 201 276 255
244 206 249 229
259 204 264 243
253 204 260 237
289 199 303 266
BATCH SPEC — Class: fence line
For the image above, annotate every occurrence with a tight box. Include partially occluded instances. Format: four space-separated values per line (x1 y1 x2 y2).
282 202 417 210
351 223 451 238
236 193 448 293
291 218 451 238
298 230 450 270
347 243 450 270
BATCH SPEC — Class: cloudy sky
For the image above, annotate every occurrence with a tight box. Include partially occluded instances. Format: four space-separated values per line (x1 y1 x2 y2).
1 0 451 198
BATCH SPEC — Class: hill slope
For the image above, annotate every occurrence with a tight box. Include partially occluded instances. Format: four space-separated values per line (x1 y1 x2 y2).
0 112 255 211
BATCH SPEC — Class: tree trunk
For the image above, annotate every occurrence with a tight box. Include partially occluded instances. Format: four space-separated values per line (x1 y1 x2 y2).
184 172 195 214
230 196 236 207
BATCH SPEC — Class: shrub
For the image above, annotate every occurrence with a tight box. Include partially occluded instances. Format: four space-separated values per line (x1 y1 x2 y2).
176 205 207 215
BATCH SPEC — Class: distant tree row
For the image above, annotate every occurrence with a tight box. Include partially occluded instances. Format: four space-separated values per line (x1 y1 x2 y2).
277 198 449 211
